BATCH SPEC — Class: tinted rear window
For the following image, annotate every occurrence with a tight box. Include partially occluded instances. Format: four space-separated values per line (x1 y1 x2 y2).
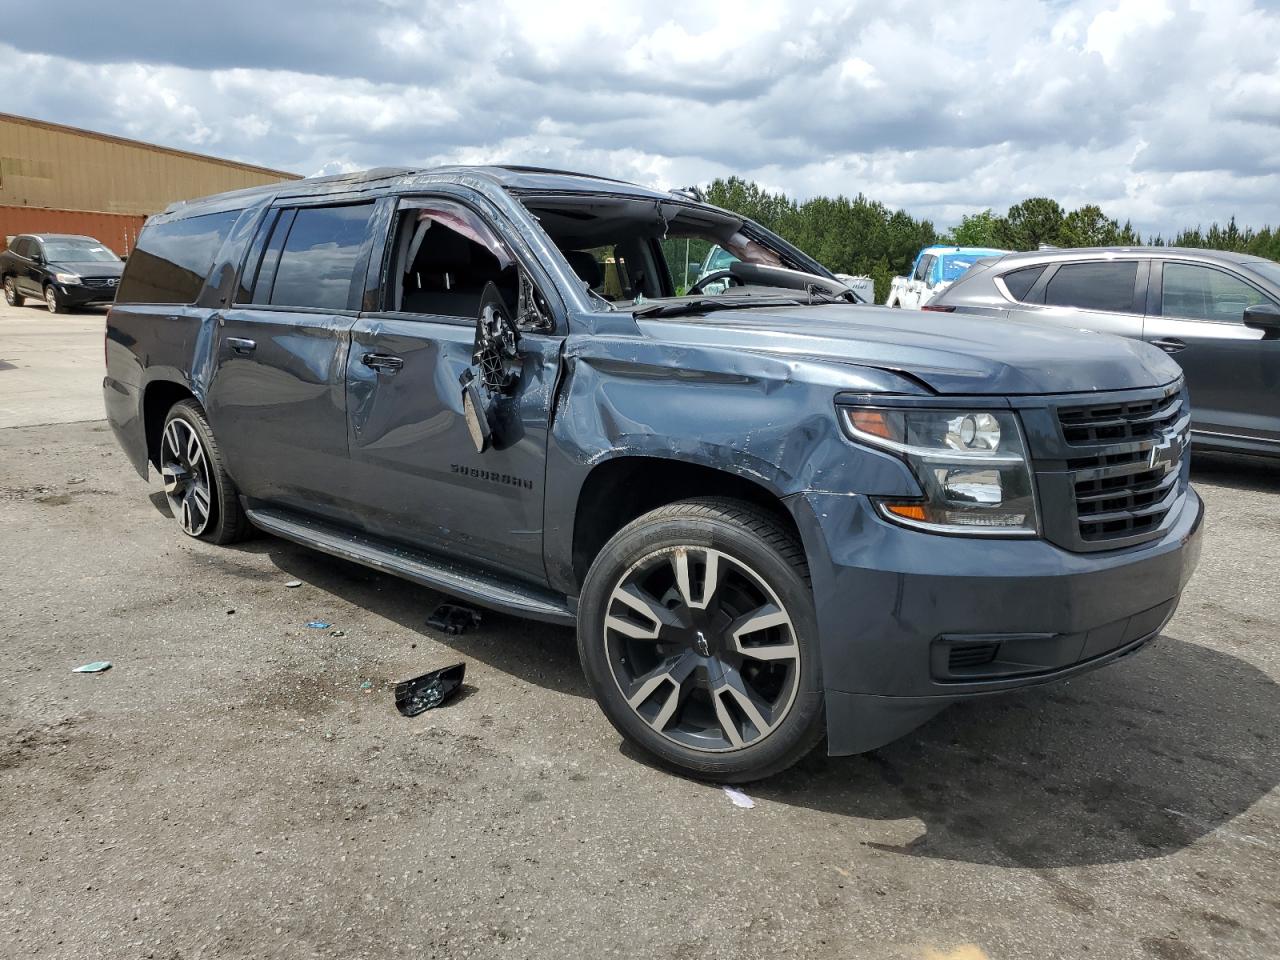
1043 261 1138 313
265 204 373 310
1000 265 1046 301
117 211 241 305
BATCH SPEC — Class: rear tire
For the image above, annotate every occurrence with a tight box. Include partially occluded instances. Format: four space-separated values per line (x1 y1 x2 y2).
44 285 66 314
3 277 23 307
160 399 251 545
578 497 825 783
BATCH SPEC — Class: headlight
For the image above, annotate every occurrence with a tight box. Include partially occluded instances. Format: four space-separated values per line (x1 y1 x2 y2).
54 272 82 285
840 406 1038 535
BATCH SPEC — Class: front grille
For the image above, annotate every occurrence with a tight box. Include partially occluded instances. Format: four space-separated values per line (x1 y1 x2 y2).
1057 385 1183 445
1055 383 1188 546
81 277 119 290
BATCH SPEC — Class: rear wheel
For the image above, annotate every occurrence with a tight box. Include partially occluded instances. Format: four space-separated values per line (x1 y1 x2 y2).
160 399 251 544
3 277 23 307
44 284 66 314
578 498 824 782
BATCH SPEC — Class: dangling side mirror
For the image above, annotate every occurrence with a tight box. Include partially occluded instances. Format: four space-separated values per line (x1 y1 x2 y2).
461 282 523 453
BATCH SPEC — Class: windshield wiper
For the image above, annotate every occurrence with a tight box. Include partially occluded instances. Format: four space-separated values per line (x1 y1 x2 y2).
632 296 802 319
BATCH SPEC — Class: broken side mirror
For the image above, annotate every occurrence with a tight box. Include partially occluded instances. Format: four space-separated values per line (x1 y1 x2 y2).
461 282 523 453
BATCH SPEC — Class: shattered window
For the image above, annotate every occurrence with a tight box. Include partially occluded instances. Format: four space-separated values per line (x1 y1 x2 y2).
387 200 518 318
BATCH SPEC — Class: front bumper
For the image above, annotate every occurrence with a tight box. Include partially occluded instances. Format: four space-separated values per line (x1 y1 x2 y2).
56 282 117 305
789 486 1204 755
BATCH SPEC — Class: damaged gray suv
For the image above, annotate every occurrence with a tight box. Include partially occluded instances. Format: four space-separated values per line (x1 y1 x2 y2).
105 166 1203 782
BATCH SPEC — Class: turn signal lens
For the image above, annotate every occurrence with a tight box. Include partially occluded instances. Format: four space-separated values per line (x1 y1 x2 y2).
844 409 903 443
884 503 927 521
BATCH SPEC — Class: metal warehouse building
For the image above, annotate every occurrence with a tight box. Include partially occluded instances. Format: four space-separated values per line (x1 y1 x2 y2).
0 113 299 255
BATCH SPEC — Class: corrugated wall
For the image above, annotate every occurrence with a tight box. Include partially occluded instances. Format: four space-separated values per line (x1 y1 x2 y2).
0 113 301 253
0 207 145 256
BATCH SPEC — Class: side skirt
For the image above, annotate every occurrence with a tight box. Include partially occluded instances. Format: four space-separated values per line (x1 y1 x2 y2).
244 503 577 626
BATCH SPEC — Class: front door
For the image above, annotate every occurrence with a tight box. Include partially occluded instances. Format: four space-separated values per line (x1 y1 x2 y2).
1144 259 1280 445
345 194 561 584
204 201 376 520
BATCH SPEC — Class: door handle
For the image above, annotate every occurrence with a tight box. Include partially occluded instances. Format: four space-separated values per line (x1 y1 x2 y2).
362 352 404 372
1151 338 1187 354
227 337 256 355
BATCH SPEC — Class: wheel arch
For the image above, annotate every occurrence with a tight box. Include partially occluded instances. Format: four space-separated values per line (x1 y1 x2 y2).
142 380 198 469
567 454 804 591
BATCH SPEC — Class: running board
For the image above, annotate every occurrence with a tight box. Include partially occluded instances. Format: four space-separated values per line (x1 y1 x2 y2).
244 505 576 626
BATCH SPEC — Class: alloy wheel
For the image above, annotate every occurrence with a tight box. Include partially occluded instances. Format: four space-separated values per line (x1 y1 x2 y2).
604 545 801 753
160 418 214 536
45 287 57 313
4 279 16 305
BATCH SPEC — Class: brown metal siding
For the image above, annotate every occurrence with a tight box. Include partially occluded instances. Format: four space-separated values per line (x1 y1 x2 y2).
0 113 300 224
0 207 145 255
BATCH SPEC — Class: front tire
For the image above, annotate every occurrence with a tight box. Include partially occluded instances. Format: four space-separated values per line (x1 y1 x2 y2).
44 284 66 314
160 399 251 544
3 277 24 307
578 498 825 783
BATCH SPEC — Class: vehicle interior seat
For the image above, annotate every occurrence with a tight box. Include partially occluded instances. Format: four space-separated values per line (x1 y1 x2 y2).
564 250 603 292
400 223 515 318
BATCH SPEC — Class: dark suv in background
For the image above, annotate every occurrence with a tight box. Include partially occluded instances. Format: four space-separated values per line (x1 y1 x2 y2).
1 233 124 313
928 247 1280 459
104 167 1202 781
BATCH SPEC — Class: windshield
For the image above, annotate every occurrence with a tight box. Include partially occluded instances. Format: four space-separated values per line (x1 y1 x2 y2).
41 239 120 263
519 194 836 309
939 252 1000 282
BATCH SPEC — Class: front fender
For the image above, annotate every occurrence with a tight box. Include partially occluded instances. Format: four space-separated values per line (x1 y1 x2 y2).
541 333 922 592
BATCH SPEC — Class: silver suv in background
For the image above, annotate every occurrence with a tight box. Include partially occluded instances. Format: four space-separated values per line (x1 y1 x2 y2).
927 247 1280 458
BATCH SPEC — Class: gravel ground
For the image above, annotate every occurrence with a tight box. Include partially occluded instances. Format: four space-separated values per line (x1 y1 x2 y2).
1 320 1278 959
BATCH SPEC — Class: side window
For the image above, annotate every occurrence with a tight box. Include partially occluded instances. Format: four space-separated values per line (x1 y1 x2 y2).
266 203 374 311
1043 261 1138 313
1160 263 1273 323
1000 265 1046 302
385 200 517 318
116 210 241 305
912 255 934 282
10 237 30 258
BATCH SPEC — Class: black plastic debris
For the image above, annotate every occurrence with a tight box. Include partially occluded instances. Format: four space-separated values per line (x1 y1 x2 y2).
426 603 482 635
394 663 466 716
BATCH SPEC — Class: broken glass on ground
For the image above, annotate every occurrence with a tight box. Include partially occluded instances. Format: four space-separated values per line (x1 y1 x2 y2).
426 603 482 636
72 661 112 673
395 663 466 716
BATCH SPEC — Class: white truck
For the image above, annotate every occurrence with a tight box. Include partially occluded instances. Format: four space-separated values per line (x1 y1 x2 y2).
886 245 1008 309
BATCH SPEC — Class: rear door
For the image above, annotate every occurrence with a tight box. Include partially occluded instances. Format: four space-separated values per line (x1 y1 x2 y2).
204 200 376 521
1011 258 1148 339
344 191 563 583
17 238 44 295
1144 259 1280 445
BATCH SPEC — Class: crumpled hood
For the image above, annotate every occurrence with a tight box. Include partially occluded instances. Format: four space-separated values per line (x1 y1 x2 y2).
638 303 1182 395
51 260 124 277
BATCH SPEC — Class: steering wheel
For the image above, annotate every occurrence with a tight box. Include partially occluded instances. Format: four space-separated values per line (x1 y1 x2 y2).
686 270 742 296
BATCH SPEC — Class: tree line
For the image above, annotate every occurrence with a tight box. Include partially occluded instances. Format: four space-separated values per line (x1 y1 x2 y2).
703 177 1280 304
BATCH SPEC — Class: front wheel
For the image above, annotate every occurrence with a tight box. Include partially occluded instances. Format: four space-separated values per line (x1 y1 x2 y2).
3 277 24 307
578 498 825 782
160 399 251 544
44 285 66 314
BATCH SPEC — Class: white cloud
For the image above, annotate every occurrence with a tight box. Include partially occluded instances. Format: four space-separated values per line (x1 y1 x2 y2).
2 0 1279 235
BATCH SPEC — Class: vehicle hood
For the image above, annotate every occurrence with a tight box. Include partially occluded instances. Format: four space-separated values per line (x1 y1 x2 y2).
50 260 124 277
637 303 1182 395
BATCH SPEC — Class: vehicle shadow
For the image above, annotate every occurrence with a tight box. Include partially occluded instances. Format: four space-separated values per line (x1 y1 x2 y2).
1191 450 1279 494
226 534 589 699
221 528 1277 870
750 634 1279 868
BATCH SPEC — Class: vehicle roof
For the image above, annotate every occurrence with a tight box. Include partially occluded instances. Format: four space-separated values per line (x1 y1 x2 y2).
989 246 1272 267
919 245 1009 256
158 164 675 217
17 233 102 242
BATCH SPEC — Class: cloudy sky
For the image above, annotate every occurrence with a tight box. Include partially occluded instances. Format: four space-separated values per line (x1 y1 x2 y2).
3 0 1278 234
